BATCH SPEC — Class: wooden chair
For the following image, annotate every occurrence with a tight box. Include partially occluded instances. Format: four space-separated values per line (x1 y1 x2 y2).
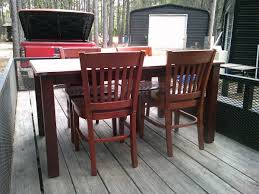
60 47 101 59
116 46 156 117
139 50 216 157
60 47 103 130
71 51 145 175
116 46 152 56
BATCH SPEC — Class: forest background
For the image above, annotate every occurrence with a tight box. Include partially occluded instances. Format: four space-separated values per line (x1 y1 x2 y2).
0 0 224 56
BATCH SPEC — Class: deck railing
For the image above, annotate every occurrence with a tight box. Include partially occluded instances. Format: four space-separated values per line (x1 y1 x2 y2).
0 58 17 194
217 73 259 150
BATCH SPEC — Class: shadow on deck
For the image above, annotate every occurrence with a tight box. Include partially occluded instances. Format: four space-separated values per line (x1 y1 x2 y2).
11 89 259 194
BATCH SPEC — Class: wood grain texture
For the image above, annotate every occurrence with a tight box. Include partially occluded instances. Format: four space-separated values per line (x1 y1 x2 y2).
95 121 175 194
30 91 76 194
55 89 142 193
11 92 41 194
148 109 259 194
54 98 109 194
12 89 259 194
174 113 259 183
31 55 222 177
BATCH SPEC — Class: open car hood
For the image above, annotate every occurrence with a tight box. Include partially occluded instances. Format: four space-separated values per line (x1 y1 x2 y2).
19 9 94 41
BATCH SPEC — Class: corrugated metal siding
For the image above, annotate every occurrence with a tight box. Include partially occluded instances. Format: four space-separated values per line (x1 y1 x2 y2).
0 59 17 194
130 5 209 48
229 0 259 66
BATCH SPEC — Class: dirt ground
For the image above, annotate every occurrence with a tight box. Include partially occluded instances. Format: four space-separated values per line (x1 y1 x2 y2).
0 42 13 72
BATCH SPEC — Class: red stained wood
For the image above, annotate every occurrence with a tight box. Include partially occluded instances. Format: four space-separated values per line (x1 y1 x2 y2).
139 50 216 157
31 53 222 177
60 47 101 59
71 51 145 175
116 46 152 56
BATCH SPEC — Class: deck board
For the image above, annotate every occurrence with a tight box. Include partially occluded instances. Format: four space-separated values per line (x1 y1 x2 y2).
54 92 143 194
11 92 41 194
151 108 259 182
144 116 259 194
30 91 76 194
11 89 259 194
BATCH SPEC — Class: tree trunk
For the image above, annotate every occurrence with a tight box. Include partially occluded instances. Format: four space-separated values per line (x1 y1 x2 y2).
125 0 130 36
93 0 99 45
16 0 24 45
9 0 20 57
0 1 5 39
88 0 91 11
116 0 120 36
208 0 217 48
108 0 114 46
120 0 126 43
102 0 108 47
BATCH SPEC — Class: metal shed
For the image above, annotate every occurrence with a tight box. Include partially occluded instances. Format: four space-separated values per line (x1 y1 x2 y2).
222 0 259 69
129 4 209 49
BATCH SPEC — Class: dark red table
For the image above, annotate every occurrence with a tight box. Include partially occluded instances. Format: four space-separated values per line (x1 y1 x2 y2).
31 56 221 177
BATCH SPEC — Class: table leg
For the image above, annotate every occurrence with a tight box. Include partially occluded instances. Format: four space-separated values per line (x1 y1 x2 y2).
40 76 59 177
137 94 143 134
157 76 165 118
221 80 229 97
204 65 220 143
243 84 254 110
34 75 45 136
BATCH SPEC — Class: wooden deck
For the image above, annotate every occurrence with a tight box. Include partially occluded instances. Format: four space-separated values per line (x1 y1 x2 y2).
11 89 259 194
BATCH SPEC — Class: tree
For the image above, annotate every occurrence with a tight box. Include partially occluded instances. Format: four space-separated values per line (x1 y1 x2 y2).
116 0 120 36
119 0 126 43
102 0 108 47
93 0 99 45
108 0 114 46
208 0 217 48
9 0 20 57
125 0 130 36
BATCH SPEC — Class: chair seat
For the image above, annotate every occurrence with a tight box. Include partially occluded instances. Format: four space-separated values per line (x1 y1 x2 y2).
72 97 131 120
65 85 84 97
139 80 159 91
66 84 120 99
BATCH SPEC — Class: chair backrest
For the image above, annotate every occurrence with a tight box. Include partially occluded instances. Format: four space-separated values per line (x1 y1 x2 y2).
165 50 216 103
79 51 145 114
60 47 101 58
116 46 152 56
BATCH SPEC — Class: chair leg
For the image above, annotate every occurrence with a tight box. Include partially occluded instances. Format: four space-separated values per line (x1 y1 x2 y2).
146 103 150 116
112 118 117 136
71 105 75 144
87 119 97 176
165 110 173 157
139 98 146 139
174 110 180 132
119 117 125 143
197 106 204 150
67 98 72 128
130 113 138 168
73 109 80 151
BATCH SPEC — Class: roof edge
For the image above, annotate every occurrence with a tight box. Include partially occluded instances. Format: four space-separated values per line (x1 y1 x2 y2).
130 4 209 15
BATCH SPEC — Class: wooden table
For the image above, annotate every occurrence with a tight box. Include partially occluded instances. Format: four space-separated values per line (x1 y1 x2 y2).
31 56 222 177
221 63 257 76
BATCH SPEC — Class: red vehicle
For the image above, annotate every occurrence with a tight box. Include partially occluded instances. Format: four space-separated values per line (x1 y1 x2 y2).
19 9 96 67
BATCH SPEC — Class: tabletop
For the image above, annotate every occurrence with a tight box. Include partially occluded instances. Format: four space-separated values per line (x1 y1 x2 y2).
221 63 257 71
31 56 222 76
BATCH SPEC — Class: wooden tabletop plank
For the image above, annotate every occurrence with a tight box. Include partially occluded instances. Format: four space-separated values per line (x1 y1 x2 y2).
30 56 223 76
221 63 257 71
